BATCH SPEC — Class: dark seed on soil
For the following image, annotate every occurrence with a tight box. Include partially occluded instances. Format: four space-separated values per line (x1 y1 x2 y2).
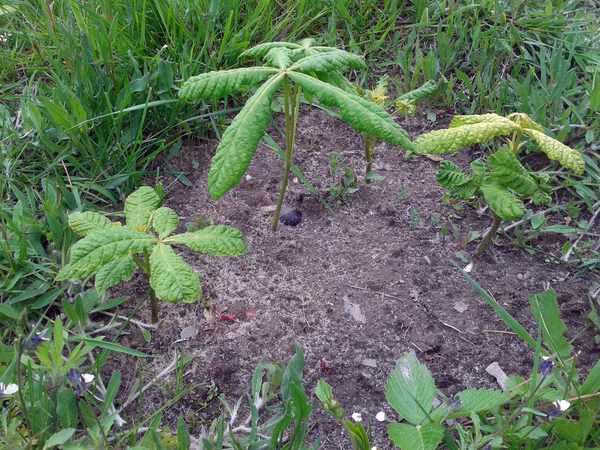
279 209 302 226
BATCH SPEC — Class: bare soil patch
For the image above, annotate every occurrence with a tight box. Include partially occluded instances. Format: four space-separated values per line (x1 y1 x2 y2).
105 106 598 449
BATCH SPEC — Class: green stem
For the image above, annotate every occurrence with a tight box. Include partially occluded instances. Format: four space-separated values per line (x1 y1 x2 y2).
477 212 502 256
140 248 158 324
273 77 300 230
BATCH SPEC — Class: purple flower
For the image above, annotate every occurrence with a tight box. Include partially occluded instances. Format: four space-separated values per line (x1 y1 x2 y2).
446 396 462 411
66 369 95 396
538 357 554 377
26 329 49 349
547 400 570 420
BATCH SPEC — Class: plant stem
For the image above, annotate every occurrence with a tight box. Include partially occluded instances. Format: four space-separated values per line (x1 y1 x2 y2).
273 77 300 230
149 289 158 324
477 211 502 256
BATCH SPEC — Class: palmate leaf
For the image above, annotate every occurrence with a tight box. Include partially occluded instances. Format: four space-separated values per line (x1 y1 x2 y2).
488 147 537 196
288 72 416 152
179 67 279 101
385 353 436 426
149 243 201 304
289 51 366 74
387 423 444 450
480 181 526 221
314 71 355 94
525 129 585 175
124 186 160 230
508 112 544 132
166 225 246 257
152 207 179 239
55 227 157 280
414 119 520 154
208 73 285 199
68 211 114 237
95 255 136 294
450 180 480 201
398 80 437 101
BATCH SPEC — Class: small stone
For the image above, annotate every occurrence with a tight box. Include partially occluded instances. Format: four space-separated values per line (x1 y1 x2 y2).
486 362 508 391
517 273 524 280
279 209 302 226
180 325 198 340
245 175 253 181
362 359 377 368
454 301 468 313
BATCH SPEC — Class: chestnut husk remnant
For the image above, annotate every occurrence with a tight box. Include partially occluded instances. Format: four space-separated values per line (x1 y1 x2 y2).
279 209 302 226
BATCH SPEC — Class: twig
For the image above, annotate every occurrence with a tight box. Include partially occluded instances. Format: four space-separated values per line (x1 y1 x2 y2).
563 206 600 262
347 284 405 301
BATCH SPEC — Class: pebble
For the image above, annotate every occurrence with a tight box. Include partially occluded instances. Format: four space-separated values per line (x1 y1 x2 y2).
280 209 302 226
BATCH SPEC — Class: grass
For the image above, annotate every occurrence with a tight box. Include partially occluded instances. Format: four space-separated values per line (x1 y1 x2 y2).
1 0 600 448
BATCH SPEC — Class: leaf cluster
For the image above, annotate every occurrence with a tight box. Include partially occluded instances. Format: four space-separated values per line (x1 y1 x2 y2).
436 147 553 221
179 39 416 201
55 187 246 305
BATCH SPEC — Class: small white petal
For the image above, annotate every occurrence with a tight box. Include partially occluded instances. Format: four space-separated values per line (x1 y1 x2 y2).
4 384 18 395
463 263 473 273
82 374 95 383
553 400 570 411
0 383 4 391
351 413 362 422
376 411 386 422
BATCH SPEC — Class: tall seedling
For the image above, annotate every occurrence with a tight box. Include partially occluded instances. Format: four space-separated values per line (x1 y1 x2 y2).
414 113 585 255
55 186 246 323
179 39 416 229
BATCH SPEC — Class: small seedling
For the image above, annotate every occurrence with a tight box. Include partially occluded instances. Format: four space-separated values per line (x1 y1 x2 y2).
415 113 585 255
56 186 246 323
396 186 409 201
185 212 216 231
323 153 384 205
408 209 422 230
356 78 436 177
179 39 415 230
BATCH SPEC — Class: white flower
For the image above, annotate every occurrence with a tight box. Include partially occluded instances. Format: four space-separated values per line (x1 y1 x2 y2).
553 400 570 412
351 413 362 422
376 411 386 422
0 383 18 398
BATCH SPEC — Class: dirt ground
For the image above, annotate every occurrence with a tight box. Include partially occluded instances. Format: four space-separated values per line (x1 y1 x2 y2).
105 106 599 449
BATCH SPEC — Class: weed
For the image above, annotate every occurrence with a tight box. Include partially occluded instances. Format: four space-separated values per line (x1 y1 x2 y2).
324 153 384 205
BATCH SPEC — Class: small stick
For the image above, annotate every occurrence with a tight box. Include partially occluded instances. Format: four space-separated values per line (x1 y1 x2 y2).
485 330 517 335
347 284 405 301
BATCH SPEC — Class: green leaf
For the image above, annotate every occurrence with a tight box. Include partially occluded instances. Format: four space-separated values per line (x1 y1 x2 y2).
315 71 356 94
453 388 514 417
57 387 78 429
179 67 279 101
529 288 573 362
103 371 121 415
240 42 300 59
72 336 155 357
581 358 600 395
152 207 179 239
315 380 333 402
208 73 285 199
436 161 473 188
344 421 370 450
556 408 597 446
166 225 246 257
480 182 526 221
387 423 444 450
282 343 304 401
265 47 292 69
149 243 201 304
385 353 436 425
289 50 366 73
449 113 517 127
509 113 544 132
68 211 114 237
398 80 437 101
0 303 20 319
43 428 76 449
94 254 136 294
525 129 585 175
288 71 416 152
470 159 487 176
124 186 160 230
488 147 537 196
414 116 520 154
55 228 157 280
177 413 191 450
532 189 552 206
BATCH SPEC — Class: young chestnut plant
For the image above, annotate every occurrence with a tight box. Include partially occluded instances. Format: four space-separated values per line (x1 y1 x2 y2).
356 78 436 179
414 113 585 255
179 39 416 229
55 186 246 323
